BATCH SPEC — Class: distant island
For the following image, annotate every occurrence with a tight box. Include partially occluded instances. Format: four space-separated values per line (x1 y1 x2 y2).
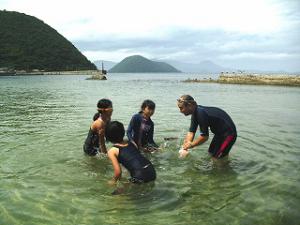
0 10 96 73
108 55 181 73
183 72 300 87
161 60 228 73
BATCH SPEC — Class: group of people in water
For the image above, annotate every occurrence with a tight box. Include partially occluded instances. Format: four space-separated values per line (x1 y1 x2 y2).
83 95 237 185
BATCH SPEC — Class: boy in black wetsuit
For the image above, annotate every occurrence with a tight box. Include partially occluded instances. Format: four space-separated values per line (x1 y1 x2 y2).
105 121 156 184
177 95 237 159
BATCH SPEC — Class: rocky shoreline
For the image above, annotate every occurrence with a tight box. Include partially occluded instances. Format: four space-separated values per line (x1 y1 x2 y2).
183 73 300 87
0 70 103 76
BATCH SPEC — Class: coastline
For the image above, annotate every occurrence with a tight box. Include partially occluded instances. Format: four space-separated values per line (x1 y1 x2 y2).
183 73 300 87
0 70 103 76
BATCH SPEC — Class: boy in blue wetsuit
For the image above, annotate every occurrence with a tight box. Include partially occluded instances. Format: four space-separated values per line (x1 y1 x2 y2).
127 100 158 152
177 95 237 159
105 121 156 184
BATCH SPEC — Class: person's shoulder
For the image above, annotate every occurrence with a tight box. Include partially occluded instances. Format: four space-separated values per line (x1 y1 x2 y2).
195 105 208 117
132 113 142 120
91 119 102 130
109 146 119 151
108 146 119 156
197 105 207 112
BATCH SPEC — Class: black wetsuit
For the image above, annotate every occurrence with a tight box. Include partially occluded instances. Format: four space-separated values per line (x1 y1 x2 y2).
117 142 156 183
83 128 99 156
190 105 237 158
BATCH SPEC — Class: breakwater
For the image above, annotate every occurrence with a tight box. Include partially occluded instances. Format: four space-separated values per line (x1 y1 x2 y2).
183 73 300 87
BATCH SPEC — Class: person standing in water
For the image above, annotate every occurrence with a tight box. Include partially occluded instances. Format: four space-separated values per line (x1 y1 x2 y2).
83 99 113 156
177 95 237 159
127 100 158 152
105 121 156 184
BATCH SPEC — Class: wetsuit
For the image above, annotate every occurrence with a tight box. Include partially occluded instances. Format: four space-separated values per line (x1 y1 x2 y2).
127 113 158 148
117 142 156 183
83 129 99 156
190 105 237 158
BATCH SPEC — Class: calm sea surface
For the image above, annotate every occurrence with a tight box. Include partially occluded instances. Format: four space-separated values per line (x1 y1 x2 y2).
0 73 299 225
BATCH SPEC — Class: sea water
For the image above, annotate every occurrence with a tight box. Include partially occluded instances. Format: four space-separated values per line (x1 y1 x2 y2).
0 73 299 225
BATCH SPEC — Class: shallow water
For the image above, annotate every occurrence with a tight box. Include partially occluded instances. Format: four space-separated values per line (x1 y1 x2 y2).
0 74 300 225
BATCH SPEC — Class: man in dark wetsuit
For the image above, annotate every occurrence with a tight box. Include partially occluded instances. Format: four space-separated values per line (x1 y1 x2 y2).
177 95 237 159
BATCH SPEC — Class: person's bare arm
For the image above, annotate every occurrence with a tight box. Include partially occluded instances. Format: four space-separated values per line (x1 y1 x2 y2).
92 120 107 154
107 147 121 184
98 127 107 154
182 132 195 149
183 132 208 150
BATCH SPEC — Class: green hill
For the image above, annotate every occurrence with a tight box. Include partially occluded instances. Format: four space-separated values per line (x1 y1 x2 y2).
0 10 96 71
108 55 181 73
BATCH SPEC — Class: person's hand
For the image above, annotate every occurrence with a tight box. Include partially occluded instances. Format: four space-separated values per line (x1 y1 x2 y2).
143 145 159 153
108 179 117 186
179 148 189 158
182 141 193 150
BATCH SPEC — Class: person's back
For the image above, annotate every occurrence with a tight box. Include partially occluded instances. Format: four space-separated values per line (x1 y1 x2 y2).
117 142 156 183
105 120 156 184
83 127 100 156
194 105 236 136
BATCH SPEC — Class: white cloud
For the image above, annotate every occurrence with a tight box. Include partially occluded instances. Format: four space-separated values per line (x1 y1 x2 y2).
220 52 297 60
1 0 285 40
1 0 299 71
82 49 152 62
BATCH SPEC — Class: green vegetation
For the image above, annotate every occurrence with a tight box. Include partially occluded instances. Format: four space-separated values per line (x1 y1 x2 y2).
0 10 96 71
109 55 181 73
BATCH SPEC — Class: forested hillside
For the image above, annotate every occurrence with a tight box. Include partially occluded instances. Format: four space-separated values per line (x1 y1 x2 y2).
0 10 96 71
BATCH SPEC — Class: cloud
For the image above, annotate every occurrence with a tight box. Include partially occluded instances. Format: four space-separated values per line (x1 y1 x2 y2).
1 0 300 71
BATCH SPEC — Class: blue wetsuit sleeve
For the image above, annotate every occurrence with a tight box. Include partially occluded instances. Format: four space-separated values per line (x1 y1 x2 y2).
126 115 136 142
148 121 158 147
126 114 141 143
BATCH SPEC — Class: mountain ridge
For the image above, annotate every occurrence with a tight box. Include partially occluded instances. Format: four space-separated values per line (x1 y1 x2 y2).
108 55 181 73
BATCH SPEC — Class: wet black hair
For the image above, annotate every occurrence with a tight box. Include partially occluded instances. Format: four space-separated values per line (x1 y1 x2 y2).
93 98 113 121
105 121 125 143
139 99 155 113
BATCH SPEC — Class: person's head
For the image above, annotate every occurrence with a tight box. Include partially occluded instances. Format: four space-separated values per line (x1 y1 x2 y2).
177 95 197 116
140 99 155 118
93 98 113 121
105 121 125 143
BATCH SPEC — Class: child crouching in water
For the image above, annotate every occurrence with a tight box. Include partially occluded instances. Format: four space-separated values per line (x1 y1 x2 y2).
105 121 156 184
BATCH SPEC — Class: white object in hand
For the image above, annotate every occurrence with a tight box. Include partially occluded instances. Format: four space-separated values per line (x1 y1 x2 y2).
178 148 189 158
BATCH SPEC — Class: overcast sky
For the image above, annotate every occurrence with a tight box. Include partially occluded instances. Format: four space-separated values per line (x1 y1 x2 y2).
1 0 300 72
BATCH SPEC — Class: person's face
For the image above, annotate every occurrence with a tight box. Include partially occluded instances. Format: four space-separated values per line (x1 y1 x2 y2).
103 107 113 117
177 102 193 116
143 106 155 118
